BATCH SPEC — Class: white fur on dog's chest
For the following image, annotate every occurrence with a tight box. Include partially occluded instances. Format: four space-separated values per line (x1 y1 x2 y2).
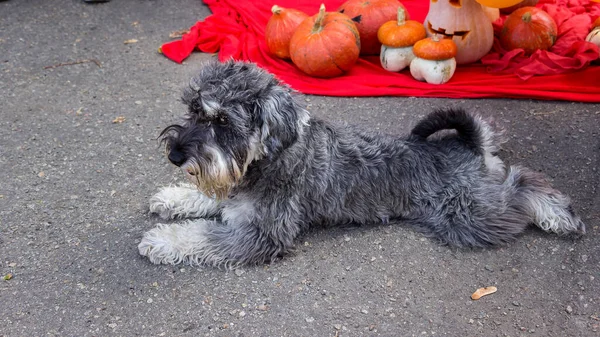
221 196 258 224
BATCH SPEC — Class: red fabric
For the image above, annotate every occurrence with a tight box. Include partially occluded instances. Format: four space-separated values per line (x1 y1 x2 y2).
161 0 600 102
481 0 600 80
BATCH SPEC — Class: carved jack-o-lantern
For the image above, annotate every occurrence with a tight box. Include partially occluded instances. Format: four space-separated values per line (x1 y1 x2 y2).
424 0 494 64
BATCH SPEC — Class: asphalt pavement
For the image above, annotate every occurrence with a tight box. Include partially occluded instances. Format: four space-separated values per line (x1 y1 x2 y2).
0 1 599 336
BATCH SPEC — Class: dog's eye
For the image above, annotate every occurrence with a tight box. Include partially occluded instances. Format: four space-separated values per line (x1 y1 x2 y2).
216 115 228 126
196 116 209 125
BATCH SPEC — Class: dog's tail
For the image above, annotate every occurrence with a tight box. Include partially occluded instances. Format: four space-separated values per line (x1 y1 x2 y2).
410 108 502 156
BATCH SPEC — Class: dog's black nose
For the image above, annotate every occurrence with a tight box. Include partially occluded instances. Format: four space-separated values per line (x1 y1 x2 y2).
168 149 186 167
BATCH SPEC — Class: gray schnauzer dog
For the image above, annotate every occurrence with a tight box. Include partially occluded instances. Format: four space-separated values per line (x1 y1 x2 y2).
138 60 585 268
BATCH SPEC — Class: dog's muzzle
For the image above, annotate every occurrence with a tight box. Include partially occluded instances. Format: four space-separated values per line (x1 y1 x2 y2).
175 145 242 200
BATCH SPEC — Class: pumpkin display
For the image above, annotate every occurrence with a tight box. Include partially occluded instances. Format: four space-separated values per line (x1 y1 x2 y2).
500 0 539 15
585 17 600 53
338 0 408 55
289 4 361 78
377 7 427 72
265 5 309 59
423 0 495 64
410 34 458 84
499 7 557 55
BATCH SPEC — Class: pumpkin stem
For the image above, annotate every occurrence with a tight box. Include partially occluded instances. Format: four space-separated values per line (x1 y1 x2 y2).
312 4 326 33
271 5 282 15
521 12 532 23
432 34 441 42
396 7 406 26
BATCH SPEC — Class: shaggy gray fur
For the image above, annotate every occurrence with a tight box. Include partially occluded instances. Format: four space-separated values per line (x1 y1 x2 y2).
138 60 585 267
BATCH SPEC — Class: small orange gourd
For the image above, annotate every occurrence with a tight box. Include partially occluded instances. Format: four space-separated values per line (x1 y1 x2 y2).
410 35 458 84
377 7 426 71
413 35 458 60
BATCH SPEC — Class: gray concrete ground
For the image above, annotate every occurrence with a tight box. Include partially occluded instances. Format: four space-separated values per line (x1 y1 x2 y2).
1 1 599 336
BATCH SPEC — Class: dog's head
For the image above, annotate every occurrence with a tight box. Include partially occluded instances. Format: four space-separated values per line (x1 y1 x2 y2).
160 60 309 199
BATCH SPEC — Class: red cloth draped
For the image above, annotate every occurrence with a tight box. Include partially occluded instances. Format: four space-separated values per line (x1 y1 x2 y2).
481 0 600 80
161 0 600 102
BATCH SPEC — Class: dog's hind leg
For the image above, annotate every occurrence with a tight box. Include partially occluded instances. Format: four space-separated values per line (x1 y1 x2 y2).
406 190 531 248
506 166 586 235
475 115 507 176
138 219 290 267
149 183 221 220
406 165 584 247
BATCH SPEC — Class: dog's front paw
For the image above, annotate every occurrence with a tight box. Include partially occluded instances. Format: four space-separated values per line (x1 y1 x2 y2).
138 224 180 265
139 221 211 265
149 184 220 220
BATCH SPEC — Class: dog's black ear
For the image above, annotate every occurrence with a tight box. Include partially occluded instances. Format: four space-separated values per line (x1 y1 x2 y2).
256 85 308 156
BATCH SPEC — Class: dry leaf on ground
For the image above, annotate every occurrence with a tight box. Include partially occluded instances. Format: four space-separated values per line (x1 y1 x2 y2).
169 29 189 38
471 286 497 300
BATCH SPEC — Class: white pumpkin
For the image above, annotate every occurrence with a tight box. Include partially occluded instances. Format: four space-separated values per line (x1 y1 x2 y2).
410 58 457 84
410 35 458 84
586 27 600 52
377 8 427 72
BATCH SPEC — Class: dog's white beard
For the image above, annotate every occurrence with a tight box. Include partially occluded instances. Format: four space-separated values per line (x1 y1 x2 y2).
181 136 264 200
182 148 236 200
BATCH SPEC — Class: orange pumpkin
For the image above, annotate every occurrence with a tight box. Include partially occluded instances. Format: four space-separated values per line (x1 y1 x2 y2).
594 17 600 28
377 8 425 48
338 0 407 55
265 5 309 59
424 0 494 64
500 7 557 55
289 4 360 78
